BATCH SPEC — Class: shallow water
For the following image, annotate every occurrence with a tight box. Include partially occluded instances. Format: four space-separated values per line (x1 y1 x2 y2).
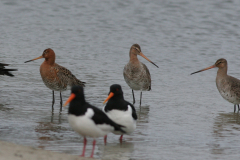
1 0 240 159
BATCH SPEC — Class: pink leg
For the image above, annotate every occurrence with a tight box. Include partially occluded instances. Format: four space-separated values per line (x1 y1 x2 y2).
104 135 107 144
80 137 87 157
90 139 96 158
119 135 123 143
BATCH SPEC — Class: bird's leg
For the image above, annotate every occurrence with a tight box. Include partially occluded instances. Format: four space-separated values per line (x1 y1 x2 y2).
234 104 236 113
140 91 142 107
119 135 123 143
104 135 107 145
52 90 55 111
80 137 87 157
132 89 135 104
90 139 96 158
238 104 240 112
60 91 62 112
119 135 123 140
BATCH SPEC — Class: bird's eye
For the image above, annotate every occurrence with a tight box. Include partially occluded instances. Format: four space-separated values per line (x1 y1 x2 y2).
116 88 119 91
135 48 139 52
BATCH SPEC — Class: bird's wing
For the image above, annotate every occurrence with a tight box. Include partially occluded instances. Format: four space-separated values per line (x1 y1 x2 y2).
54 63 85 87
88 104 126 133
0 63 17 77
127 102 138 120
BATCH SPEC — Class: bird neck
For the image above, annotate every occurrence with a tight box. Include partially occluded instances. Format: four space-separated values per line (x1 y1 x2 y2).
105 95 128 111
68 97 87 115
217 66 228 78
129 53 140 64
76 94 86 104
112 94 124 100
44 56 55 65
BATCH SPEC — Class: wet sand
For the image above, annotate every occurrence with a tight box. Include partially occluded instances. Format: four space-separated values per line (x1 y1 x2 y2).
0 140 89 160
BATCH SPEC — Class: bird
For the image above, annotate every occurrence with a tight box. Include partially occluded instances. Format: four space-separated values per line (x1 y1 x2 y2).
63 86 125 158
24 48 85 111
191 58 240 112
0 63 17 77
123 44 159 106
103 84 137 142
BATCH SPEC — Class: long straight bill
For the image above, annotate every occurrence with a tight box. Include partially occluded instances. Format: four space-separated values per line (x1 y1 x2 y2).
24 56 43 63
191 65 216 75
139 52 159 68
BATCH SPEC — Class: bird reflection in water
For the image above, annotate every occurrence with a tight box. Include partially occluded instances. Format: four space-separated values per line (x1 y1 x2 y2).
210 112 240 155
137 105 150 123
99 142 134 160
35 113 66 149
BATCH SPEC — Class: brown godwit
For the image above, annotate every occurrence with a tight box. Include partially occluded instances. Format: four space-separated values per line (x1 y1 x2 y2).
123 44 159 106
0 63 17 77
24 48 85 111
191 58 240 112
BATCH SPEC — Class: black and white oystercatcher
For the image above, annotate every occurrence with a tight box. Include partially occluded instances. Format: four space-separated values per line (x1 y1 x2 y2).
103 84 137 142
63 86 125 158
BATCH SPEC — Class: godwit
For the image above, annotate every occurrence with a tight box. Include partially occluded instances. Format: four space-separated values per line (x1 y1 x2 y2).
123 44 159 106
63 86 125 158
0 63 17 77
103 84 137 142
191 58 240 112
24 48 85 111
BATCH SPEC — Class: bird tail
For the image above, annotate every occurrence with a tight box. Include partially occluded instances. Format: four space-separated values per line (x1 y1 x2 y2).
148 85 151 91
113 123 126 134
73 78 86 87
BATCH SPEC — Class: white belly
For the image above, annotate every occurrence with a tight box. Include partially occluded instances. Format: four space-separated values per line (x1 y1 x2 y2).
104 105 136 135
68 113 114 138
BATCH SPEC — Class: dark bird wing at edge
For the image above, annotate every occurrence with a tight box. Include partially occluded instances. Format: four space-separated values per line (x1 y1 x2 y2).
0 63 17 77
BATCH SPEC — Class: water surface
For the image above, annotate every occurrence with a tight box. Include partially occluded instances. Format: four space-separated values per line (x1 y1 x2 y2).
1 0 240 159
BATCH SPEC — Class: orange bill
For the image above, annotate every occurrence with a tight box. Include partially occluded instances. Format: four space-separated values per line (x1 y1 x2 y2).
191 65 216 75
139 52 159 68
103 92 114 104
24 55 44 63
63 93 76 107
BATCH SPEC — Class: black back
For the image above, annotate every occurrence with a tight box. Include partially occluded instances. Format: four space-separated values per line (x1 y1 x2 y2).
0 63 17 77
104 84 137 120
68 86 126 133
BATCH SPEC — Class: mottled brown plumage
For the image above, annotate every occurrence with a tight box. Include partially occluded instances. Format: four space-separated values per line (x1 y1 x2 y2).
25 48 85 111
123 44 159 106
191 58 240 112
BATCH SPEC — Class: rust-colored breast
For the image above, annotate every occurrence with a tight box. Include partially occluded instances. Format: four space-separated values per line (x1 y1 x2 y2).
40 62 67 91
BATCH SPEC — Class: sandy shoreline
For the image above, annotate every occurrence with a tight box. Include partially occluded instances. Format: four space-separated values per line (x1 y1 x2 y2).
0 140 90 160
